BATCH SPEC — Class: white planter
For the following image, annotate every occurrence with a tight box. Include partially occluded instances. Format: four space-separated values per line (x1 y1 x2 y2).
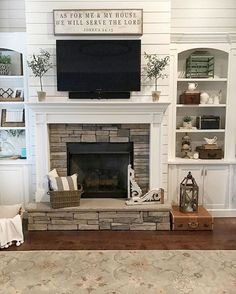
183 121 192 129
37 91 46 101
152 91 161 102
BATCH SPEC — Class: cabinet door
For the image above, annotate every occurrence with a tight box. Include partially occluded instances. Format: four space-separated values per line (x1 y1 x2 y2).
177 165 204 205
0 166 25 205
203 165 229 209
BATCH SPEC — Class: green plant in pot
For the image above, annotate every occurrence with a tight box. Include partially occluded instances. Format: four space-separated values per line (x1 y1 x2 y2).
27 49 52 101
183 115 193 129
144 52 169 101
0 53 11 75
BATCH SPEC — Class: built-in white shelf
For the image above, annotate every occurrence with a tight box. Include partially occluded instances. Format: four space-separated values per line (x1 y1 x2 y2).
0 75 23 79
177 78 227 82
168 158 236 165
0 102 24 106
0 127 25 130
0 75 24 79
176 104 226 108
0 159 30 165
176 129 225 133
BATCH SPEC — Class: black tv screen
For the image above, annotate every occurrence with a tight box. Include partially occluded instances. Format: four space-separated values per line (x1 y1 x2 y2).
56 40 141 93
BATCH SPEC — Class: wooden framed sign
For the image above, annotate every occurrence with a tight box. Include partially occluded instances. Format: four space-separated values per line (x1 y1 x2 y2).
53 9 143 35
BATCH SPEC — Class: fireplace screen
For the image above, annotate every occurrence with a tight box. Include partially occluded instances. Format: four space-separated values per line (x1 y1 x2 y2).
67 142 133 198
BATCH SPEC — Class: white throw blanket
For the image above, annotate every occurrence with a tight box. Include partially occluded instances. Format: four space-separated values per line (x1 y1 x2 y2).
0 214 24 249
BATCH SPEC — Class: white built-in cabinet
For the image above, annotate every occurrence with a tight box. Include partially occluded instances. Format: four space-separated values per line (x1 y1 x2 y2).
169 164 229 211
172 48 229 159
0 33 30 206
0 164 29 205
168 43 236 217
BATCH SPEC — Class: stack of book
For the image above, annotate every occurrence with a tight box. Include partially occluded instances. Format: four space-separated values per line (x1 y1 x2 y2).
202 144 218 150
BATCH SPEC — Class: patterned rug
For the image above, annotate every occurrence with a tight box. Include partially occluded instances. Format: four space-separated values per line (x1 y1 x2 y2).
0 250 235 293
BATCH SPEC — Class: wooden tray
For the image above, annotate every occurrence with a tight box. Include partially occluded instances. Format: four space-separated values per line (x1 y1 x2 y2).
0 97 24 102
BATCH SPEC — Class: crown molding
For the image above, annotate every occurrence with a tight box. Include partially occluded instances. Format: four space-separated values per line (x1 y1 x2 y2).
171 32 236 44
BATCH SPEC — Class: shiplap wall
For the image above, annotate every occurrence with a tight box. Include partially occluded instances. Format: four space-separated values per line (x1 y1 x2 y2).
25 0 171 199
3 0 236 35
0 0 26 32
25 0 170 101
171 0 236 34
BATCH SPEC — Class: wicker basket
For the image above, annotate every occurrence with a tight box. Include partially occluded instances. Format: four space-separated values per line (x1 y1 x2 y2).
49 188 83 209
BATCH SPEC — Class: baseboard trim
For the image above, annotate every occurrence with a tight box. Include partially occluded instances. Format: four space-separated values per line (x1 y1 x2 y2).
208 209 236 217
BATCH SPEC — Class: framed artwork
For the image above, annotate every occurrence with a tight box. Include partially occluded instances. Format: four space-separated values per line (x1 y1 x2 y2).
13 88 24 99
1 109 25 127
53 9 143 35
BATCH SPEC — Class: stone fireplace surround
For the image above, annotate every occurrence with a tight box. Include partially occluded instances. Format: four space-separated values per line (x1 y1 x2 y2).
27 101 170 202
49 123 150 196
26 101 171 231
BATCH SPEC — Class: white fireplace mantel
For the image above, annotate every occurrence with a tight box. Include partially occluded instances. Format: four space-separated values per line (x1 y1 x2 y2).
26 101 170 124
26 101 170 202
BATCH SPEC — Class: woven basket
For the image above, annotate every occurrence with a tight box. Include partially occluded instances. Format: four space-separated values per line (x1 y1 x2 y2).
49 188 83 209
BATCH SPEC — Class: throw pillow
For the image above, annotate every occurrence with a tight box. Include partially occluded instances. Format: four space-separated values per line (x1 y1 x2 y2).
48 168 59 178
49 174 78 191
0 204 22 218
48 168 59 190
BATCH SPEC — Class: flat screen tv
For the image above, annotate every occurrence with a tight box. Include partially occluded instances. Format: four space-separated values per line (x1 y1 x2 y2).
56 40 141 98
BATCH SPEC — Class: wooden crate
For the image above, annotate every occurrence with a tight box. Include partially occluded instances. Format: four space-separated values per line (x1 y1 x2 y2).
171 206 213 231
180 92 200 104
196 146 223 159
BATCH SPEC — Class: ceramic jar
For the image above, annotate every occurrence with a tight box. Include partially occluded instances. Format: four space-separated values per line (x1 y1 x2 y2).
200 92 209 104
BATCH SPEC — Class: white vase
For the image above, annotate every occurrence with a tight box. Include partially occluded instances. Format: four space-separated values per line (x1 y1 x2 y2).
187 82 198 92
37 91 46 101
200 92 209 104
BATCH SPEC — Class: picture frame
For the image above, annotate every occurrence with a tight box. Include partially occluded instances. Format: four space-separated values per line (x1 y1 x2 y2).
1 109 25 127
13 88 24 99
53 9 143 36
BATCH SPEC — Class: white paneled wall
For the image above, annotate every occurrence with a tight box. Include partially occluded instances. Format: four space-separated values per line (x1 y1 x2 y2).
25 0 171 197
0 0 26 32
171 0 236 34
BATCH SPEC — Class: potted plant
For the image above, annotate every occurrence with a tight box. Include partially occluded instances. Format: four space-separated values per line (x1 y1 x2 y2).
0 53 11 75
27 49 52 101
144 52 169 101
183 115 193 129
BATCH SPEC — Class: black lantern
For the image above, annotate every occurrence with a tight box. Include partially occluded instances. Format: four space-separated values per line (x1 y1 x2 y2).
179 171 199 213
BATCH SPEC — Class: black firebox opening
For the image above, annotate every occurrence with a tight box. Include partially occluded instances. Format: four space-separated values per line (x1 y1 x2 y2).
67 142 133 198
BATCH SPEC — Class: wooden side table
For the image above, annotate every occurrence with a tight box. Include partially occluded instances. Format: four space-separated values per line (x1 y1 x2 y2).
171 206 213 231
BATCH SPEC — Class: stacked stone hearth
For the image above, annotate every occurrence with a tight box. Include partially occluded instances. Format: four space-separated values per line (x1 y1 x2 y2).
27 201 171 231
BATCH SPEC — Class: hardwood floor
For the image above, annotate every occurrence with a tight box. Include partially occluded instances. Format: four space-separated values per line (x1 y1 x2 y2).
4 218 236 251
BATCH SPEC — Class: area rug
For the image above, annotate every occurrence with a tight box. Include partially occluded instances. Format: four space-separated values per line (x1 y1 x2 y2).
0 250 235 294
